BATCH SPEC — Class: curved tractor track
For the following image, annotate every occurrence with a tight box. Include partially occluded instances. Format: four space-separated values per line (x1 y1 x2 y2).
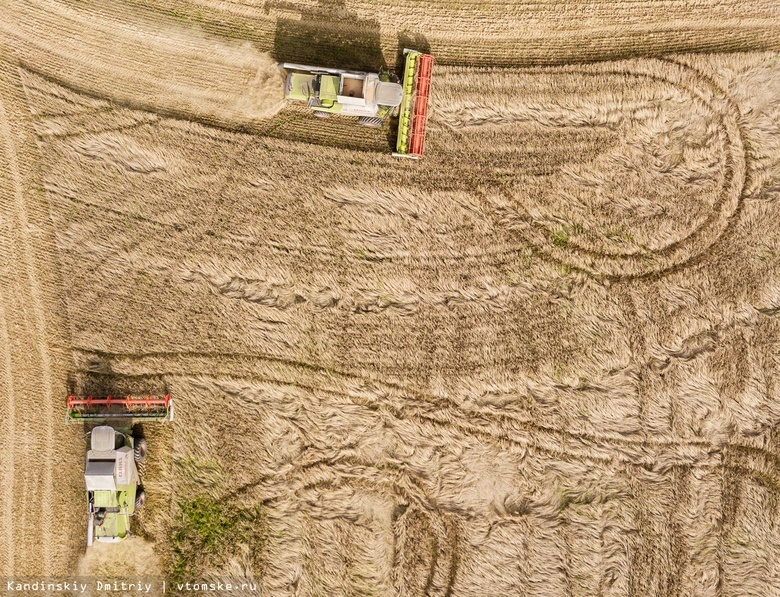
436 58 748 279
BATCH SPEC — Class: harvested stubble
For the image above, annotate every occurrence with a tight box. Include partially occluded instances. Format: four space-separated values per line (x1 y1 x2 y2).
1 0 286 128
76 537 163 595
1 0 780 594
13 50 780 593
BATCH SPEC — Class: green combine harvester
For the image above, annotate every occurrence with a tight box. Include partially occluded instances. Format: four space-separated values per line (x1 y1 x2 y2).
280 49 434 158
67 394 173 546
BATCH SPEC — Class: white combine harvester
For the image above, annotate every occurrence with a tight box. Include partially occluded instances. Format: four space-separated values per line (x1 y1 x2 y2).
280 49 434 158
68 394 173 546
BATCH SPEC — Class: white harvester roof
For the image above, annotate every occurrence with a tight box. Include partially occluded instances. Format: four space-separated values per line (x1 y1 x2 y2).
91 426 115 451
85 460 116 491
85 427 138 491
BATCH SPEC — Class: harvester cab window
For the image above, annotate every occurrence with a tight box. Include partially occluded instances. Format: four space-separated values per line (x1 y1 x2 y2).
90 426 116 451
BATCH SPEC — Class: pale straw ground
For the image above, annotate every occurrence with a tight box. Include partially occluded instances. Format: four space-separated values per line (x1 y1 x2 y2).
1 0 780 595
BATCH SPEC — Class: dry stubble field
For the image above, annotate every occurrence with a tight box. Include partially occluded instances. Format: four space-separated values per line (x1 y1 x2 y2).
1 0 780 595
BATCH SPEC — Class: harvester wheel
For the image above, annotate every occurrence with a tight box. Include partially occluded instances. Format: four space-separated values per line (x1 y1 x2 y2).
313 111 331 119
135 490 146 509
134 438 147 463
358 116 383 129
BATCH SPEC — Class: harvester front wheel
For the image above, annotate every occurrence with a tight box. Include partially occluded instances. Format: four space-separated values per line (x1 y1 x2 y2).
358 116 383 129
134 438 147 463
135 490 146 509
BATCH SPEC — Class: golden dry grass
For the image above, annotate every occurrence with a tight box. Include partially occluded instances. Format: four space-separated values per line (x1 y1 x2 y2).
76 538 163 586
1 0 780 595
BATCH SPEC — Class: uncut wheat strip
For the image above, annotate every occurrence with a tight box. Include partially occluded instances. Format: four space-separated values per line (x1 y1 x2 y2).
116 0 780 64
663 339 779 443
47 151 744 420
176 376 543 513
274 442 708 590
392 504 460 596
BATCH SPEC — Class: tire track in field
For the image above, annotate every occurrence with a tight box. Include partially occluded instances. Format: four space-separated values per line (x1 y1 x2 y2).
0 288 16 574
72 348 780 487
437 58 748 279
0 61 78 576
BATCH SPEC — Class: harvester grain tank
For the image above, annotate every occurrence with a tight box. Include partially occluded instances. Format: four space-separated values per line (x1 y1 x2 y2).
280 49 434 158
67 393 173 546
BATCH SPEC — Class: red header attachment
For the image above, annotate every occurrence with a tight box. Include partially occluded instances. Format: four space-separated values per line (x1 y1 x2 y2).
409 53 433 158
66 394 173 423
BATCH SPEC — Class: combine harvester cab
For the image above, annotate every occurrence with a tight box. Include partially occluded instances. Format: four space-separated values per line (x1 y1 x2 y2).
67 394 173 546
393 49 434 159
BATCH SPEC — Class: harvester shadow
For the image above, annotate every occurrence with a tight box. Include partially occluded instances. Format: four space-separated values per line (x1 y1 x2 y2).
271 0 384 72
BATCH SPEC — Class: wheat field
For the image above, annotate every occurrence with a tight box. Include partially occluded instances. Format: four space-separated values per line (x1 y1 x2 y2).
1 0 780 595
